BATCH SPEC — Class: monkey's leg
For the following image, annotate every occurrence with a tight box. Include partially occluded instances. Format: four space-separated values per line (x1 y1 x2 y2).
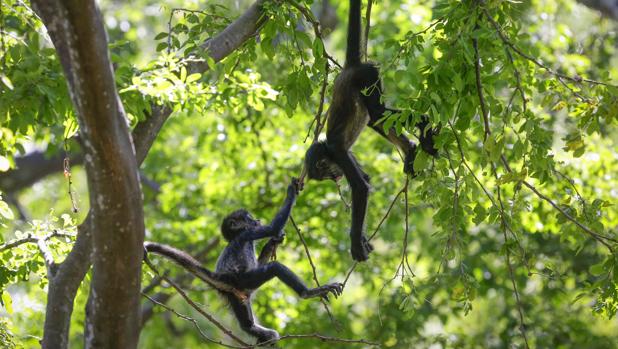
237 262 344 299
353 66 418 162
225 293 279 343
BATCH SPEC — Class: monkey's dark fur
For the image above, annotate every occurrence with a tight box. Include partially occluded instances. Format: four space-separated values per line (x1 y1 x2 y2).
145 179 343 344
304 0 438 262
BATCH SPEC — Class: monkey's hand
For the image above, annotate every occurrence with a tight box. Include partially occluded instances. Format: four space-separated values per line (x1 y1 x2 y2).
287 177 300 198
419 127 439 157
416 115 439 158
271 231 285 244
301 282 344 301
351 234 374 262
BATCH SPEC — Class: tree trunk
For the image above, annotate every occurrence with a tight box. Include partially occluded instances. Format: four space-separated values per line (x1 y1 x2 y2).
31 1 144 348
32 0 269 348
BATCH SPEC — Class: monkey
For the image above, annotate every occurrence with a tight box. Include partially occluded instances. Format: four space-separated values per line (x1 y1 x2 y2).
144 178 343 344
303 0 439 262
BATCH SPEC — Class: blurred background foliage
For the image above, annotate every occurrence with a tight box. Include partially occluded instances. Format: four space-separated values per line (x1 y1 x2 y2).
1 0 618 348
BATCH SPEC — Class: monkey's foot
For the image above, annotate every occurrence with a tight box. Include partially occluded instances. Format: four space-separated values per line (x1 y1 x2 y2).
419 129 439 157
309 282 344 301
351 235 374 262
254 327 280 347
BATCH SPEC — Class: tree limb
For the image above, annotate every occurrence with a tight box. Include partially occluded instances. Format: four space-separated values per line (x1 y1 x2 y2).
33 1 272 348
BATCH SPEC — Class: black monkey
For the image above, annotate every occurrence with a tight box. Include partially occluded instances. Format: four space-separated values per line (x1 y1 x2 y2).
304 0 438 262
145 179 343 344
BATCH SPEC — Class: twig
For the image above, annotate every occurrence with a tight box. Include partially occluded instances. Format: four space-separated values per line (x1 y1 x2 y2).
363 0 372 61
472 34 491 142
467 14 615 250
143 256 251 347
166 7 228 55
289 216 340 328
36 237 57 275
0 0 6 67
521 180 616 248
335 181 351 210
142 293 244 349
438 150 462 274
482 8 618 89
0 230 72 277
276 333 379 346
286 0 341 69
342 182 407 288
0 230 73 252
490 162 530 349
64 138 79 213
398 178 413 278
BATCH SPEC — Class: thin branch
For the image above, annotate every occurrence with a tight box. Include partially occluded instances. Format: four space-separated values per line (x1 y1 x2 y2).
0 231 73 253
521 180 616 248
472 35 491 141
438 150 462 274
142 293 244 349
468 15 615 250
36 237 57 276
482 8 618 88
289 216 339 328
363 0 372 60
276 333 379 346
343 182 407 288
490 162 530 349
300 60 330 183
286 0 341 69
143 256 251 347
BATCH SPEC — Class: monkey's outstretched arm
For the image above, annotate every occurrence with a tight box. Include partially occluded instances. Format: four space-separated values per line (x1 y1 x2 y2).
240 180 298 242
144 242 248 299
329 146 374 262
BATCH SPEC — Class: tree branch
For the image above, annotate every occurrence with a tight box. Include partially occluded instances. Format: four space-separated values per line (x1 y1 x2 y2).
143 256 250 347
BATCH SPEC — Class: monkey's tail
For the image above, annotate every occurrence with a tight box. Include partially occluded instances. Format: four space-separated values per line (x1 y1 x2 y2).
144 241 242 296
345 0 362 67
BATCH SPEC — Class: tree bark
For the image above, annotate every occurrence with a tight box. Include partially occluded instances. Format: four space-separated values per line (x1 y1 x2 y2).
31 1 144 348
33 1 270 348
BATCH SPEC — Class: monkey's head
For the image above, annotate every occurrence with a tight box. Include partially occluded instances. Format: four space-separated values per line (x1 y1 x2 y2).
221 209 260 241
304 141 343 182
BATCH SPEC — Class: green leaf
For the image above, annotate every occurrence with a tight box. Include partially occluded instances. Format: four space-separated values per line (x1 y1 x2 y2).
0 201 14 220
0 74 13 90
186 73 201 83
154 32 168 40
1 292 13 314
413 150 430 173
590 262 606 276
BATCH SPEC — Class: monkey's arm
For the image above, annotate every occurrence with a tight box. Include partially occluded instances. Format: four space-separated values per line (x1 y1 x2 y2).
329 146 374 262
240 180 298 242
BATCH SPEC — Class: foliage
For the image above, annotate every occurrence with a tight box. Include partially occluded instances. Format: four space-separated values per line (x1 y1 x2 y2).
1 0 618 348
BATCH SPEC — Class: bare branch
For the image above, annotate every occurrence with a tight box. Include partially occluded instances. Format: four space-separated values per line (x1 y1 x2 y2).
289 216 339 327
472 35 491 141
483 8 618 88
143 256 250 347
142 294 245 349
